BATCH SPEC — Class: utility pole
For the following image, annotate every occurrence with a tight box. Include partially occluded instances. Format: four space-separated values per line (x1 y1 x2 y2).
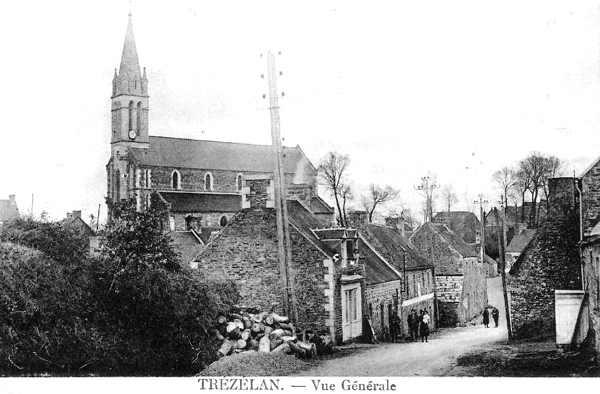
416 176 438 223
474 194 488 264
264 51 298 323
498 199 513 340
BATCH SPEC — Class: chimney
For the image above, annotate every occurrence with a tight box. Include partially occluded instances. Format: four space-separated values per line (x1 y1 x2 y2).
548 177 577 213
244 175 275 209
347 210 368 230
399 215 406 237
73 210 82 219
8 195 16 205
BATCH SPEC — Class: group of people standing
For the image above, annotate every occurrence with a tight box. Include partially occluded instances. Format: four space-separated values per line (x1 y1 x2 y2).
482 306 500 328
407 309 431 342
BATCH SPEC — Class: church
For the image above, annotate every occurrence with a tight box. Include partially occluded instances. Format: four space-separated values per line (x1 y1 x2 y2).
105 15 333 256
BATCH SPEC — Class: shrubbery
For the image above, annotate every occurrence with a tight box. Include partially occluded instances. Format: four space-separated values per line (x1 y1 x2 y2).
0 195 238 376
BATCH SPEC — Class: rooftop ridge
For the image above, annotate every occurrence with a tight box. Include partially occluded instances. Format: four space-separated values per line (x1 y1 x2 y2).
149 135 299 149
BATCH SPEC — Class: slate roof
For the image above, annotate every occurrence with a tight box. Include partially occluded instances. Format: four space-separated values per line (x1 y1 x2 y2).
170 231 203 263
130 137 317 176
432 211 480 233
506 229 537 254
158 192 241 213
417 222 478 258
361 224 432 271
0 199 19 223
287 200 399 285
310 196 334 214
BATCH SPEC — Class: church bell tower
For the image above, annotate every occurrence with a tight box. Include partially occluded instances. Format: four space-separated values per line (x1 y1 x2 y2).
111 14 149 149
107 14 149 204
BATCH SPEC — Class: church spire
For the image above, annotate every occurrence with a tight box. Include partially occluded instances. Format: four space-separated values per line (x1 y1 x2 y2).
118 13 141 80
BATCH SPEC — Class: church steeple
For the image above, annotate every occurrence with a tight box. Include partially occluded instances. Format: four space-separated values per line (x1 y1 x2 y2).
118 14 141 80
111 13 149 147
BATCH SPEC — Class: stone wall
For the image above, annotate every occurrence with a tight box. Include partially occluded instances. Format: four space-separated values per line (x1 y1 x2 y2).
582 161 600 233
507 207 581 339
410 226 465 275
581 242 600 357
365 280 401 339
197 207 331 333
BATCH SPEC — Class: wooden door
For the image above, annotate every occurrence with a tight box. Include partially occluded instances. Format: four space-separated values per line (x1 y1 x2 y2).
342 282 362 341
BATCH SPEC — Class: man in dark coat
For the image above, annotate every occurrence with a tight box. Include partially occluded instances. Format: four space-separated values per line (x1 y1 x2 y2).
483 308 490 328
407 309 419 341
492 307 500 328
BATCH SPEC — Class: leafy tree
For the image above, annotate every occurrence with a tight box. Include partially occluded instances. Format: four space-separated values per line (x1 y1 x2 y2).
318 151 351 226
92 194 239 375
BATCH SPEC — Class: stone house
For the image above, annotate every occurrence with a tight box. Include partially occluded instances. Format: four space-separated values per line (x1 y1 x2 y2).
197 177 407 344
359 223 436 338
409 222 487 327
578 157 600 358
504 228 536 272
0 195 19 227
432 211 480 244
61 210 95 238
507 177 582 339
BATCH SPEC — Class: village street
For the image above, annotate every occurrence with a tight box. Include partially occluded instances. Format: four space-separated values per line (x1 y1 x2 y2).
301 277 507 376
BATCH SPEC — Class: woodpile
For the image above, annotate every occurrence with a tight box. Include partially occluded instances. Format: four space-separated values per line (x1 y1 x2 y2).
214 310 321 360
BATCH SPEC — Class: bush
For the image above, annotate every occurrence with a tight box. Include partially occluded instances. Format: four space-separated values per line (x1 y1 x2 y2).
0 242 97 375
0 196 239 376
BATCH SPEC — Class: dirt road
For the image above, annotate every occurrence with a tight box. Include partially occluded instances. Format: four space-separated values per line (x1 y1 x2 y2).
300 277 508 376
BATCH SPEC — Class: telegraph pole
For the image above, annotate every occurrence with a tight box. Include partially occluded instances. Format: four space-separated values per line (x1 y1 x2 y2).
498 198 513 340
264 51 298 323
474 194 488 264
416 175 439 326
416 176 438 223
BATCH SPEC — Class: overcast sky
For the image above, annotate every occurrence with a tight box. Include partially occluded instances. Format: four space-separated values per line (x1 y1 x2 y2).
2 0 600 223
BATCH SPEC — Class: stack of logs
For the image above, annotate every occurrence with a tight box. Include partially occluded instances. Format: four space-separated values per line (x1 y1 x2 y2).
215 311 318 359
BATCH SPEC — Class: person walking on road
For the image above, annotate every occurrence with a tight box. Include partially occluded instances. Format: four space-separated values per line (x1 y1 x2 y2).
492 307 499 328
408 309 419 342
482 307 490 328
420 310 430 343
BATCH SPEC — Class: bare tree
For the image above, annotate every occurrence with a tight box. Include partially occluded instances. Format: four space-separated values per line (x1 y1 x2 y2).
540 155 563 211
441 184 458 212
362 184 400 223
491 166 517 207
339 182 353 227
318 152 350 227
518 152 563 227
515 167 532 224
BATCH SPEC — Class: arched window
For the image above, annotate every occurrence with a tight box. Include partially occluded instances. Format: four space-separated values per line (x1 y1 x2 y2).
171 170 181 189
220 215 228 227
128 101 134 131
204 172 213 191
236 173 243 191
115 169 121 201
137 102 141 132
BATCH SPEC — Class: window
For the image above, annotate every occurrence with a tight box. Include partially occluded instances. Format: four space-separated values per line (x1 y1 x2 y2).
169 216 175 232
137 102 141 132
144 169 152 188
204 172 213 191
128 101 134 131
145 194 151 209
115 169 121 201
236 174 243 191
171 170 181 189
596 255 600 304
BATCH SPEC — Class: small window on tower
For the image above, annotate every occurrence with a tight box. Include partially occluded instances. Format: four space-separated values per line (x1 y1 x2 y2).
236 174 243 192
172 170 181 190
205 173 213 191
